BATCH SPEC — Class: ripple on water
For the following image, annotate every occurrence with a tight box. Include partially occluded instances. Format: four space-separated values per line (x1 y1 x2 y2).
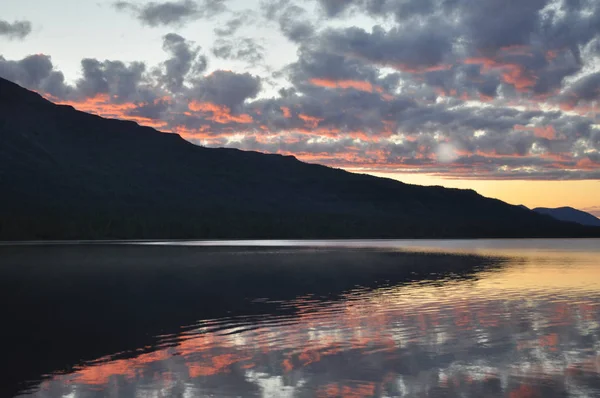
4 240 600 397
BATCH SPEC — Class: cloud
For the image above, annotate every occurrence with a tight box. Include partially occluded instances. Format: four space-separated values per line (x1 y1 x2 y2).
308 0 600 101
3 47 598 180
315 0 354 17
261 1 314 43
113 0 227 26
4 0 600 181
76 59 150 102
320 24 454 72
559 71 600 108
286 47 401 96
188 70 261 110
0 54 69 97
0 19 32 40
213 12 253 36
159 33 207 93
212 38 265 65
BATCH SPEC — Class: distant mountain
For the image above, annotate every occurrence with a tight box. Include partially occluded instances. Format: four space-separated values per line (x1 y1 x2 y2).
1 77 599 240
533 207 600 227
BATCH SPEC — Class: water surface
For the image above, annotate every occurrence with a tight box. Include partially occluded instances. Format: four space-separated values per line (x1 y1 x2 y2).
1 239 599 397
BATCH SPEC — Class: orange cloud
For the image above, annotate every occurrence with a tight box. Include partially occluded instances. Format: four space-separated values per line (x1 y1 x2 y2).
126 115 169 128
188 101 253 124
281 106 291 118
533 125 556 139
514 124 557 140
52 94 134 114
298 113 323 128
172 126 228 145
46 94 169 129
464 57 536 92
479 93 494 102
309 78 378 93
282 358 294 372
546 50 558 61
576 158 600 170
559 101 600 118
502 65 536 91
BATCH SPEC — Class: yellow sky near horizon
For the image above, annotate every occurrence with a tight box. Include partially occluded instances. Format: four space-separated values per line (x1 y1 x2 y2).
366 172 600 216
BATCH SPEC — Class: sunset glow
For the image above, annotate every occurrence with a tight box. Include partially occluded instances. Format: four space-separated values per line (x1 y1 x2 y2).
2 0 599 212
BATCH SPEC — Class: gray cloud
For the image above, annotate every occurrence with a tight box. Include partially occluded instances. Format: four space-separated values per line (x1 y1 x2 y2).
77 59 149 102
4 0 600 181
127 97 172 121
186 70 261 112
288 47 393 86
113 0 227 26
559 72 600 107
309 0 600 101
0 19 32 40
0 54 69 97
261 1 315 43
320 24 455 71
316 0 354 17
3 48 598 180
160 33 207 93
278 6 314 43
214 12 253 36
212 38 265 65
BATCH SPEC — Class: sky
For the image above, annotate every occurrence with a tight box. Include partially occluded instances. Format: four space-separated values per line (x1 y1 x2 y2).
1 0 599 215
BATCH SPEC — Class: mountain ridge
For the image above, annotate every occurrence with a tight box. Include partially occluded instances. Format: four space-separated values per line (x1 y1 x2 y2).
533 207 600 227
1 77 599 240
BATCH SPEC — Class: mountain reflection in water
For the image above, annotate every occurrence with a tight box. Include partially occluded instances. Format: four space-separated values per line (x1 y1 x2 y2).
1 240 599 397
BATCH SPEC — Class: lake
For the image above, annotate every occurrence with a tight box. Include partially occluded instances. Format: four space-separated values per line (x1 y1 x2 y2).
1 239 599 397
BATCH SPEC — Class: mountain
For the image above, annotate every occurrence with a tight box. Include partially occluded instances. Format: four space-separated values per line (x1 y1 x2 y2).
1 77 599 240
533 207 600 227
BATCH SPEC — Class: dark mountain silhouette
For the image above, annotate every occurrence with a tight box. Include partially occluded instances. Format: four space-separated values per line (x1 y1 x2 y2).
1 77 599 240
533 207 600 227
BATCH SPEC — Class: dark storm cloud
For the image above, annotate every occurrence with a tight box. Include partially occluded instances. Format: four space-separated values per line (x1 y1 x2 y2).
188 70 261 110
320 24 454 71
77 59 150 102
126 97 172 120
211 38 265 65
0 54 69 97
113 0 227 26
160 33 207 93
307 0 600 101
559 72 600 107
457 0 546 53
0 19 32 40
284 44 403 99
316 0 354 17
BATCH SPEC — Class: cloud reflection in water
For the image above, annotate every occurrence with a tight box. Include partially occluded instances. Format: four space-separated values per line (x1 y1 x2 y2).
3 242 600 397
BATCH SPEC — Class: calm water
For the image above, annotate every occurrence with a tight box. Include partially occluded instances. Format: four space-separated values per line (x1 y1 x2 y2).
1 239 600 397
